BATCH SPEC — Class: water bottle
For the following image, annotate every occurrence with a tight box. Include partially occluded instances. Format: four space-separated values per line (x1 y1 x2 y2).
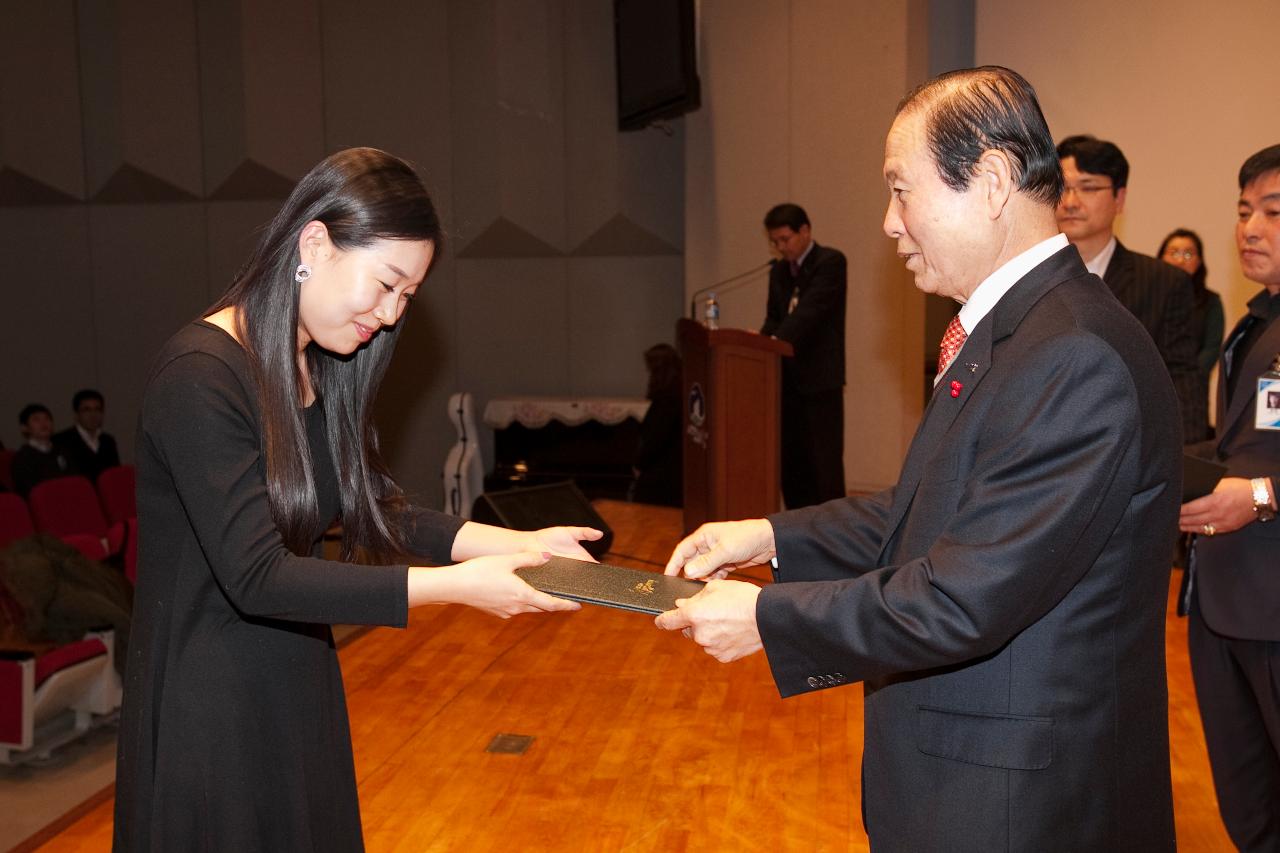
704 293 720 330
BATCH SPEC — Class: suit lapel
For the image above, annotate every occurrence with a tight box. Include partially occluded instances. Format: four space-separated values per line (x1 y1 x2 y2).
1101 240 1132 300
878 323 994 541
875 246 1087 564
793 242 819 284
1217 306 1280 445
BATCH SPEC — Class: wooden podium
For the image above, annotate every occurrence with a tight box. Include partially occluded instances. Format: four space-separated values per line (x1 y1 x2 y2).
677 318 792 534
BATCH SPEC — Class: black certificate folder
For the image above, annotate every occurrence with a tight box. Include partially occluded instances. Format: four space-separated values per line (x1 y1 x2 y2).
1183 454 1228 503
517 557 705 615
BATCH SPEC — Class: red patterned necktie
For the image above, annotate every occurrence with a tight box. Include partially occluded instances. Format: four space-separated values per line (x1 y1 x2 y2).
937 314 967 375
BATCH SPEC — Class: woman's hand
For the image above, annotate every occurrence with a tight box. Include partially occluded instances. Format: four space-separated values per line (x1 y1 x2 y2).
525 526 604 562
409 552 579 618
451 521 603 563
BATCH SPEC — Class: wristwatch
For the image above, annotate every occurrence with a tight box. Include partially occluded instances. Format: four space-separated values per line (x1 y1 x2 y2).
1250 478 1276 523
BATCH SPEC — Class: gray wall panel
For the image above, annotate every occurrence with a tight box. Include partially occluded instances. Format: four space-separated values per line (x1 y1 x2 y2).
0 2 86 200
195 0 246 192
88 204 210 461
322 0 457 505
375 256 458 507
198 0 324 195
455 257 570 469
78 0 203 199
204 201 281 302
0 209 95 447
0 0 686 512
447 0 502 250
450 0 567 255
564 0 683 254
566 257 684 396
617 123 684 252
239 0 325 181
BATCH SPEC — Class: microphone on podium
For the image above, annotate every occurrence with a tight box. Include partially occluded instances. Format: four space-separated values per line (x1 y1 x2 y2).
688 260 776 320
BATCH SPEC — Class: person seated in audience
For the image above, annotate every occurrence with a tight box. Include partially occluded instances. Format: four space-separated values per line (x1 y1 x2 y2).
1158 229 1224 443
12 403 78 496
1 533 133 674
54 388 120 481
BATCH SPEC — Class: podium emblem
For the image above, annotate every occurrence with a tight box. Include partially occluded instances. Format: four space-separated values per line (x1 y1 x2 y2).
688 382 706 426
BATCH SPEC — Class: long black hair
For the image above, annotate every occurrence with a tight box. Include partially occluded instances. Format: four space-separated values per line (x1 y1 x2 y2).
209 147 442 560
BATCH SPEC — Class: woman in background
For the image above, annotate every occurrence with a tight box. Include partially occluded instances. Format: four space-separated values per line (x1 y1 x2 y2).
114 148 598 851
1159 228 1224 442
632 343 683 507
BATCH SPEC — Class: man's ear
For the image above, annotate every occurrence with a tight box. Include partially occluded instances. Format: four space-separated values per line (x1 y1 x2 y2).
976 148 1016 219
297 220 332 263
1114 186 1127 215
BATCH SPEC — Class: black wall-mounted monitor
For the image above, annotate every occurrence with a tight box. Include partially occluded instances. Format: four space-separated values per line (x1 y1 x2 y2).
614 0 701 131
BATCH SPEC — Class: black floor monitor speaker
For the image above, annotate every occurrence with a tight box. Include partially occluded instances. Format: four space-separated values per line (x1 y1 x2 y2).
471 481 613 560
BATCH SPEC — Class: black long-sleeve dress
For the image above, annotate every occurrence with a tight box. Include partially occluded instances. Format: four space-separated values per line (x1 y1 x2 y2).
113 322 464 852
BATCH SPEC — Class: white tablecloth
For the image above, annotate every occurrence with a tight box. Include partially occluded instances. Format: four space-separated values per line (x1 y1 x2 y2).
482 396 650 429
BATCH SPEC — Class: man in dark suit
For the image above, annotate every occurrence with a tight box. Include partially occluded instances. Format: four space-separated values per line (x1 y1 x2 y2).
657 67 1178 851
1055 135 1202 441
760 203 846 508
12 403 77 496
1179 144 1280 851
53 388 120 482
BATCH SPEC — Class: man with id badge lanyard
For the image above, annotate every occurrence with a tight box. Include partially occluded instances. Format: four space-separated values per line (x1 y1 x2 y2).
1179 143 1280 851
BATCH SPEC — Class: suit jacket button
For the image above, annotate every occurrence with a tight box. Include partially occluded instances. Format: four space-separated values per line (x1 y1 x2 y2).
806 676 821 688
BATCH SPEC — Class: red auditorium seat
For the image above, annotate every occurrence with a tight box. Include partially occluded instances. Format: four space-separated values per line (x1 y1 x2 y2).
0 559 124 765
96 464 136 524
28 477 124 556
0 449 14 492
0 493 35 548
60 533 109 563
0 628 122 765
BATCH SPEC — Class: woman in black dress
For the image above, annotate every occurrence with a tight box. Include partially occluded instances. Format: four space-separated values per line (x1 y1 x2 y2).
1158 228 1224 443
113 148 598 851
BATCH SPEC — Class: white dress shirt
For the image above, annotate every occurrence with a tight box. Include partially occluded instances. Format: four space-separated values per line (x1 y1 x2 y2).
1082 235 1117 279
934 233 1070 387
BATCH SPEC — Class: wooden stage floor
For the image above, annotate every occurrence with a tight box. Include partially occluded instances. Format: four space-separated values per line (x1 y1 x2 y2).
37 500 1232 851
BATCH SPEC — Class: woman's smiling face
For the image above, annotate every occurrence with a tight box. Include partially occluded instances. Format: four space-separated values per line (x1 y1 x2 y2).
296 223 434 355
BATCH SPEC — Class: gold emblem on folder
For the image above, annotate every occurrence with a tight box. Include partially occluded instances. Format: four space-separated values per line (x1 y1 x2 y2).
632 579 657 595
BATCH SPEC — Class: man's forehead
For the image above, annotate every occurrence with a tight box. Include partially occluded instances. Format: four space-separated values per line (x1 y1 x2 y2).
884 113 925 169
1241 169 1280 202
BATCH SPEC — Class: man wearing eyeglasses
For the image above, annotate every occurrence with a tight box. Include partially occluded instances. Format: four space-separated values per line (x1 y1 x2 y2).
1056 135 1201 444
760 203 848 509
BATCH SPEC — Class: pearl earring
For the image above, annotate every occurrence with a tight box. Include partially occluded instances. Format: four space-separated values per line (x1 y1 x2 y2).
294 263 312 283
